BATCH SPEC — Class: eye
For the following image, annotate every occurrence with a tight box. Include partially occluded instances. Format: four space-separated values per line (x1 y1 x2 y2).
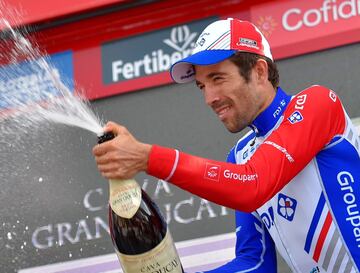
196 82 205 90
213 76 224 83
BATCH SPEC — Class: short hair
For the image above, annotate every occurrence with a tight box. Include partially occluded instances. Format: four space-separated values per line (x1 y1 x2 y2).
228 52 279 88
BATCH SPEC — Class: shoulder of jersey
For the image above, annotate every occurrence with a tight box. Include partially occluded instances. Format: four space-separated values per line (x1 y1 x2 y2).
285 85 340 117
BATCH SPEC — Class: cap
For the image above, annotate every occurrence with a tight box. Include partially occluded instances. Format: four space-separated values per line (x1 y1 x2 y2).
170 18 273 84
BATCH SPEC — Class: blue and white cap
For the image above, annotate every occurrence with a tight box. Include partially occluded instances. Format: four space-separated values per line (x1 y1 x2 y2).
170 18 273 83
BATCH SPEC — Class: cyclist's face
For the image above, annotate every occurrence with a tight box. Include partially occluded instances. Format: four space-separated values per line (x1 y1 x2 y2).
195 59 270 133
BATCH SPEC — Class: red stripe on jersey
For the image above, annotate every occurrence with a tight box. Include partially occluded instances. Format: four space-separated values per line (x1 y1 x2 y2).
313 212 332 262
147 146 178 179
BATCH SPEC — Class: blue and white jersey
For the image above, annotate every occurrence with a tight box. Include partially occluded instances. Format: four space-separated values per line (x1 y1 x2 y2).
148 86 360 272
228 87 360 273
201 209 277 273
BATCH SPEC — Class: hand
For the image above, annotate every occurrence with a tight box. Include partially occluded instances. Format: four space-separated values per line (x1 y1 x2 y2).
92 121 152 180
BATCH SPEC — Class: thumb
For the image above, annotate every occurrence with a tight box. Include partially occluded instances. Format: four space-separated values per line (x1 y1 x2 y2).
103 121 127 136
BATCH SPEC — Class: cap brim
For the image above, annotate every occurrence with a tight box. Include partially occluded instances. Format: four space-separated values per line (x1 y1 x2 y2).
170 50 236 83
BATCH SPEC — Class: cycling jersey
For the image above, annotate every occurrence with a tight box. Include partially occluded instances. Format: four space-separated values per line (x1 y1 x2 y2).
200 210 277 273
147 86 360 272
201 149 277 273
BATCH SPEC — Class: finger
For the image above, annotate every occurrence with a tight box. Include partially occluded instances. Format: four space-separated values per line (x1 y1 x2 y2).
104 121 122 135
104 121 130 136
94 155 110 164
92 138 116 155
104 121 117 131
97 162 119 173
101 170 125 180
96 159 120 169
100 171 112 179
95 149 120 164
92 144 108 156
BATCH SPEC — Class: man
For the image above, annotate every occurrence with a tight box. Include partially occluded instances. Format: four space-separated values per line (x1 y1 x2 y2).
93 18 360 272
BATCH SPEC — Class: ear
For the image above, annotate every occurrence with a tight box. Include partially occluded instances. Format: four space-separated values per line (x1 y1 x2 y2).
253 59 269 84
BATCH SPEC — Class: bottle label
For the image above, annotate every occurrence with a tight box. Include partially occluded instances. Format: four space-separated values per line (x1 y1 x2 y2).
109 179 141 219
115 231 183 273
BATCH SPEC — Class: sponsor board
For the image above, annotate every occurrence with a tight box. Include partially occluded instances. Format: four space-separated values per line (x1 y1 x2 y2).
248 0 360 59
47 1 360 99
0 50 74 110
1 0 123 29
81 18 215 99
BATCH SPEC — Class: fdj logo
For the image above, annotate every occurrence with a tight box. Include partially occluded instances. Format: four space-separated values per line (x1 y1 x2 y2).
261 206 275 229
277 193 297 221
310 266 320 273
288 111 303 124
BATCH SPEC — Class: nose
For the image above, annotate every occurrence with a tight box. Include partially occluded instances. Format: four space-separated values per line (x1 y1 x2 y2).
203 86 220 107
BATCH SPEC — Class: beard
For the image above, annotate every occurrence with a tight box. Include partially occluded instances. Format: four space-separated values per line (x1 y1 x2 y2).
223 117 249 133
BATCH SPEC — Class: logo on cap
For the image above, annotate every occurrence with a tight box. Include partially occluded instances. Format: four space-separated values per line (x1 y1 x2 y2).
180 67 195 80
237 38 259 49
196 32 210 48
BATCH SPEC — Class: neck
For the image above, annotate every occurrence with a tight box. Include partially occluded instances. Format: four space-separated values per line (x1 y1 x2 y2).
251 87 291 137
256 85 277 118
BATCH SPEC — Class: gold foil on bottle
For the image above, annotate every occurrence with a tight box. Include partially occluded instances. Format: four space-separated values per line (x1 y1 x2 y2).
109 179 141 218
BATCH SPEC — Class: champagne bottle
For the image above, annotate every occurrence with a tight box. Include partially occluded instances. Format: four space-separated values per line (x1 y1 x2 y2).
98 132 184 273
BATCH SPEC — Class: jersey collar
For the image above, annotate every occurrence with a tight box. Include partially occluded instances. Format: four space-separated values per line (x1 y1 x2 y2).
251 87 291 137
